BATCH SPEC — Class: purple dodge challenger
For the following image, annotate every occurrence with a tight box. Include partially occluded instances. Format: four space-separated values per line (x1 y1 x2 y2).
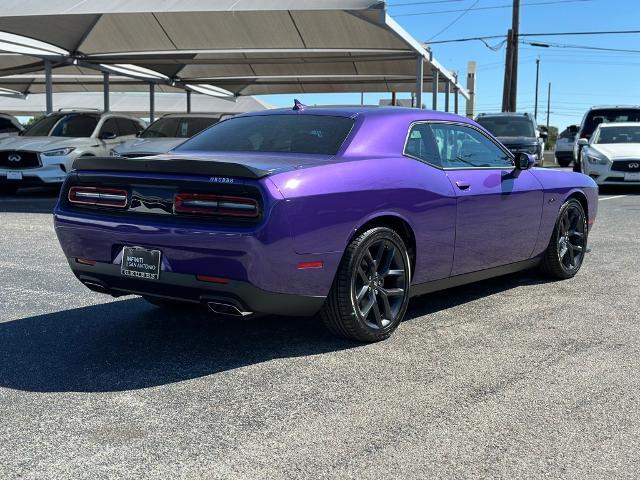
54 105 598 342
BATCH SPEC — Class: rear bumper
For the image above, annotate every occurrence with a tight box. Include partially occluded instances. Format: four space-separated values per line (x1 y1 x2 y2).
69 258 326 316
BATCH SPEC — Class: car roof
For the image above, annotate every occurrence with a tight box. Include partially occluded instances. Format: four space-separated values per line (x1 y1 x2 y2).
159 113 223 119
587 105 640 111
234 105 473 124
596 122 640 128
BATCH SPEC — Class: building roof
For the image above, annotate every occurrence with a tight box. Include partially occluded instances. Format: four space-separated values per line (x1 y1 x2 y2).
0 1 469 98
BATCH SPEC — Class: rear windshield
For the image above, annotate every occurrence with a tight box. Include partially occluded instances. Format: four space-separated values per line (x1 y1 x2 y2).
583 109 640 136
176 114 354 155
24 113 99 137
476 116 535 137
141 116 219 139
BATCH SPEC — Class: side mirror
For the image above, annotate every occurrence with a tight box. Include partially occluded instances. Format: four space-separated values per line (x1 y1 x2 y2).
99 131 117 140
577 138 588 146
539 130 548 140
515 152 536 170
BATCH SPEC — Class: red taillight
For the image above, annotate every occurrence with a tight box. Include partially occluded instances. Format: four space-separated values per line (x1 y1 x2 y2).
68 186 128 208
174 193 259 218
196 275 230 284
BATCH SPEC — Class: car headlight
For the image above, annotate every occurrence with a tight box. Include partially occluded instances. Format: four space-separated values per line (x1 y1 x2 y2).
585 153 609 165
526 145 539 154
41 147 76 157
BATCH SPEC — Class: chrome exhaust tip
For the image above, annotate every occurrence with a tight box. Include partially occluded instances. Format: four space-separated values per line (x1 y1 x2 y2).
207 301 253 317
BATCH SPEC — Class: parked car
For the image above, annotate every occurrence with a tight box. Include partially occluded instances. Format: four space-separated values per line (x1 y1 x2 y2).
0 110 145 192
573 105 640 172
555 124 578 167
0 113 23 139
54 105 598 342
578 122 640 185
475 112 546 165
112 113 226 158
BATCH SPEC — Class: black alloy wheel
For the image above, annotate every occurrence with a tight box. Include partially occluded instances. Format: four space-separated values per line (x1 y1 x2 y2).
352 238 407 331
542 199 587 279
321 227 411 342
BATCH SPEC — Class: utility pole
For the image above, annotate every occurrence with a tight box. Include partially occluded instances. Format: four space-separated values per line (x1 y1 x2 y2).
534 57 540 120
501 0 520 112
546 82 551 132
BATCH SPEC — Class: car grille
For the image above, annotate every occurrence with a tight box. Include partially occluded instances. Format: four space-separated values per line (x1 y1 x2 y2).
611 160 640 172
0 150 41 169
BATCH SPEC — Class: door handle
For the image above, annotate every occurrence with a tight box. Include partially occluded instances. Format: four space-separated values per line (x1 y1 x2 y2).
455 181 470 190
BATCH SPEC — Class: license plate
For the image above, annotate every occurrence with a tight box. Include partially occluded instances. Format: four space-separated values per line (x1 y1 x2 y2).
6 171 22 180
625 172 640 181
121 247 161 280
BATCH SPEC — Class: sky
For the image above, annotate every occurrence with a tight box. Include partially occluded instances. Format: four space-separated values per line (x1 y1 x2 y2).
260 0 640 131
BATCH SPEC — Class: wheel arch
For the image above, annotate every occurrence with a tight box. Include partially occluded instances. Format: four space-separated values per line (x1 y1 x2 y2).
348 214 417 278
564 189 589 219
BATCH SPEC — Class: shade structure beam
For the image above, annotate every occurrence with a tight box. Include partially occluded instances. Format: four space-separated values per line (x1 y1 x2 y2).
44 59 52 114
103 71 109 112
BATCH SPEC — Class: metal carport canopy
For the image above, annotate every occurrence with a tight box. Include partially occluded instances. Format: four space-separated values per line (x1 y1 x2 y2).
0 0 469 101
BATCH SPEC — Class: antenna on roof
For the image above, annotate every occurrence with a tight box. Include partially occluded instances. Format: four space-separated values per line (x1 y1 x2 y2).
292 99 306 111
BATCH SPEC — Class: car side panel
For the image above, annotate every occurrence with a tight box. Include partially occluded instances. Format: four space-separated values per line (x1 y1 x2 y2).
529 169 598 257
269 156 458 284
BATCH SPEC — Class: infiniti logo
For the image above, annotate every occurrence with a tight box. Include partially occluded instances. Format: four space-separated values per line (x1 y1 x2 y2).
629 162 640 169
7 154 21 162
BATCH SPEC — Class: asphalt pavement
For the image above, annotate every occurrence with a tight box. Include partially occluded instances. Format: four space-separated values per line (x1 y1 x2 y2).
1 181 639 479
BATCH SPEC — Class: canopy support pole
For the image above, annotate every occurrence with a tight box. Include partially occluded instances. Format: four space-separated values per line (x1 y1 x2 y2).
454 88 459 114
45 60 53 114
415 56 423 109
186 90 192 113
432 68 439 111
103 72 110 112
445 81 450 112
149 83 155 122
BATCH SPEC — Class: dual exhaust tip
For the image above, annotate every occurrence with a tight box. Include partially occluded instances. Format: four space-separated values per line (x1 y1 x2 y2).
206 301 253 317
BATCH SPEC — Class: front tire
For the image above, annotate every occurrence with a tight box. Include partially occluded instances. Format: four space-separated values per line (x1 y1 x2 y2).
556 158 571 168
321 227 411 342
541 199 587 279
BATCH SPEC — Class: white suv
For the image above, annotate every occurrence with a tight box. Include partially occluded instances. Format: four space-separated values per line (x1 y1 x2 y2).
0 110 145 192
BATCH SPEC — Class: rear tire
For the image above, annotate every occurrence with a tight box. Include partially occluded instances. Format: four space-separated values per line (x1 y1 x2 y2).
541 199 587 279
321 227 411 342
556 158 571 167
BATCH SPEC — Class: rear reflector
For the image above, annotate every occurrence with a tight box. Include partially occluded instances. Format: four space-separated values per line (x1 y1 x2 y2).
175 193 259 217
296 261 324 270
75 258 96 266
69 186 128 208
196 275 230 284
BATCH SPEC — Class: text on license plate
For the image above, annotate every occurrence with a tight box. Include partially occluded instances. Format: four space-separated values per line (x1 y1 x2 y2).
624 172 640 181
121 247 161 280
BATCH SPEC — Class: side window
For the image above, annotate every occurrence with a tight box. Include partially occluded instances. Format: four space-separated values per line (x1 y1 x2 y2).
429 123 513 168
403 123 441 167
100 118 120 137
116 118 139 136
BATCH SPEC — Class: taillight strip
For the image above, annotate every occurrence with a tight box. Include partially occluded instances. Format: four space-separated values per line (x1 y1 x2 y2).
68 186 128 208
174 193 259 218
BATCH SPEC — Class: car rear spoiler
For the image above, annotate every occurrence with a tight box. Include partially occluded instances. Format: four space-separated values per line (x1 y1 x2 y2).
72 156 272 179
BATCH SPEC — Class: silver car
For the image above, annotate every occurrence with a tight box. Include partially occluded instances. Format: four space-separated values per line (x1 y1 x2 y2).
0 110 145 192
112 113 225 158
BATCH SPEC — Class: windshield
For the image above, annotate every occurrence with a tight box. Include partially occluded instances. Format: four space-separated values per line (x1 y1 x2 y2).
176 114 354 155
23 113 99 137
476 116 535 138
141 116 219 139
583 109 640 136
594 126 640 144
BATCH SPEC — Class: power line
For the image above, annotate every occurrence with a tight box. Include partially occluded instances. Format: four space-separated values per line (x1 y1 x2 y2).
393 0 592 17
427 29 640 45
522 39 640 54
427 0 480 41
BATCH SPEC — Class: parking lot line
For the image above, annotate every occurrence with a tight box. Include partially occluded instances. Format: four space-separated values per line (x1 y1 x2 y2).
600 195 628 201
